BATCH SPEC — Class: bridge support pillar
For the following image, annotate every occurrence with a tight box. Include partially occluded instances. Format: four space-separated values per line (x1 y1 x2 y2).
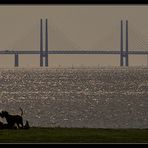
14 53 19 67
40 18 48 67
120 20 129 66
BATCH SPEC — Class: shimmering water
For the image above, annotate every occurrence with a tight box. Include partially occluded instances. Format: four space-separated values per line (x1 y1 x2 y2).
0 67 148 128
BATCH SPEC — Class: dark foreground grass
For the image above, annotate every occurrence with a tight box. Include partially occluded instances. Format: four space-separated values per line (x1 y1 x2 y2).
0 127 148 143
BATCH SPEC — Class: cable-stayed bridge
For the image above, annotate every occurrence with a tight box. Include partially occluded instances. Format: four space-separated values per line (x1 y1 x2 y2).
1 50 148 54
1 19 148 67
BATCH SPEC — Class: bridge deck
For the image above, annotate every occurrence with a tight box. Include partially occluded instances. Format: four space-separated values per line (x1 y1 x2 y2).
0 50 148 55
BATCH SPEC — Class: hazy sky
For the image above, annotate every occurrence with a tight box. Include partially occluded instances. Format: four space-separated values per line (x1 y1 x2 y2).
0 5 148 67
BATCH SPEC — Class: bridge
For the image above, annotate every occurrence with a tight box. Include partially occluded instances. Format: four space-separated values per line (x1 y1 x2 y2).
1 50 148 55
1 19 148 67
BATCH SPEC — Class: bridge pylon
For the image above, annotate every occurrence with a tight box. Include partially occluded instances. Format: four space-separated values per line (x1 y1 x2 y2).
120 20 129 66
40 18 48 67
14 53 19 67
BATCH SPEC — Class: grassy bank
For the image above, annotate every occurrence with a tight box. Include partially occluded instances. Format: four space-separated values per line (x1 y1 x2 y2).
0 128 148 143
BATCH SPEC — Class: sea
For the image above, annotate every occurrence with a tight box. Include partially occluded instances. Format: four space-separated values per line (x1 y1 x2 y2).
0 66 148 128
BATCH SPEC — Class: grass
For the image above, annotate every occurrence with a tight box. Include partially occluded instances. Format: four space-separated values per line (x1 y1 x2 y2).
0 127 148 143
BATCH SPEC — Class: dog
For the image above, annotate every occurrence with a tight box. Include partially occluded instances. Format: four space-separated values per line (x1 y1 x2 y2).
23 120 30 129
0 121 3 129
0 108 24 129
0 120 18 129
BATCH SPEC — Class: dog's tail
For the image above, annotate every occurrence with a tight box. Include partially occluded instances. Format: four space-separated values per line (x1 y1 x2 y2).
19 107 23 116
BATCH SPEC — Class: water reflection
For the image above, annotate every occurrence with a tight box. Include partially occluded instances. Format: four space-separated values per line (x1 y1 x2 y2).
0 67 147 128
